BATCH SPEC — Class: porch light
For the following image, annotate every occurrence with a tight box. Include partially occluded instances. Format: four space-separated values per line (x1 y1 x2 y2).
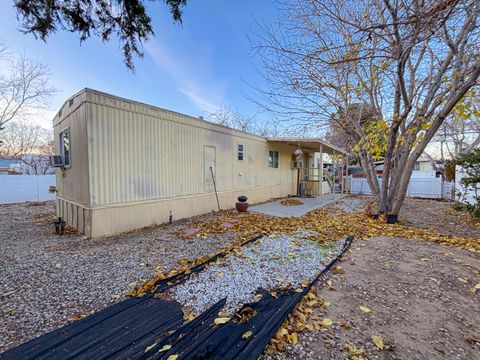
294 148 304 158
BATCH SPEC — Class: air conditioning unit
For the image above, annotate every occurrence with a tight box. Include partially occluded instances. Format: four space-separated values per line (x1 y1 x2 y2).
50 155 64 167
291 160 304 169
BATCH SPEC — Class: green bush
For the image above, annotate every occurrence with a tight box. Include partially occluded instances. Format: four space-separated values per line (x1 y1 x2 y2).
456 149 480 219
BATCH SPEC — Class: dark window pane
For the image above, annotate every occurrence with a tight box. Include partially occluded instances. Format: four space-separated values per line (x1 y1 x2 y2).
62 129 70 166
238 144 244 160
269 150 278 168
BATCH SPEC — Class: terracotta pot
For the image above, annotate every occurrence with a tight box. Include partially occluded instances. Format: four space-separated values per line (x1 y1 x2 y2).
236 201 249 212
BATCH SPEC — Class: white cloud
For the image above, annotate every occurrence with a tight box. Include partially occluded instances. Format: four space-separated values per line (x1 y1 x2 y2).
145 41 225 114
178 88 220 114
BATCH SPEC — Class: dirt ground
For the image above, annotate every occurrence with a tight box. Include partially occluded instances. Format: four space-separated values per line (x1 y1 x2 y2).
399 198 480 238
271 196 480 360
277 235 480 360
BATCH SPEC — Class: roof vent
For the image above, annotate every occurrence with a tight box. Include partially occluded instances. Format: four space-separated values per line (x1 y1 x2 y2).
198 116 204 120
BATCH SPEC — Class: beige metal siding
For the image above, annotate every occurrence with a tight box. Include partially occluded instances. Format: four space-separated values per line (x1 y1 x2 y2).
54 89 299 236
53 96 90 206
87 91 296 207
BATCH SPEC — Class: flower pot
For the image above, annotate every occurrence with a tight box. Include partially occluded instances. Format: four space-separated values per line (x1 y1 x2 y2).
386 214 398 224
236 201 249 212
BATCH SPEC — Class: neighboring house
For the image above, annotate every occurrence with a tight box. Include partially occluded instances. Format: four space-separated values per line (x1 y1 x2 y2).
0 159 22 175
374 156 434 173
373 156 436 177
53 89 346 237
0 157 53 175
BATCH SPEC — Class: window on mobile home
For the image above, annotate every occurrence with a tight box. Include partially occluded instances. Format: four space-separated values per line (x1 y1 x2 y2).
238 144 244 160
60 128 70 166
268 150 279 168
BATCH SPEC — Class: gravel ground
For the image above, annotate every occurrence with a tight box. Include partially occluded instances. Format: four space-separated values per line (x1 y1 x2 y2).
172 233 345 313
326 196 369 213
0 202 242 352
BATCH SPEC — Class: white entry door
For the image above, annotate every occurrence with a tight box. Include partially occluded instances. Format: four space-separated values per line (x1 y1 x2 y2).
204 146 216 192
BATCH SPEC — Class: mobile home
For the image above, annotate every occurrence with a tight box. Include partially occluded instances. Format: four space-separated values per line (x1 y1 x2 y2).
53 89 345 237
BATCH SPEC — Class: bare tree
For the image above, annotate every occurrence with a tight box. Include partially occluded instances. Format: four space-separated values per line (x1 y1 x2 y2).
252 0 480 219
207 105 281 137
0 47 55 134
0 120 54 174
428 87 480 160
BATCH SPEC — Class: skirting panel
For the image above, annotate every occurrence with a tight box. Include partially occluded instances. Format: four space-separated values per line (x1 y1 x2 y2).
56 198 91 235
89 184 293 238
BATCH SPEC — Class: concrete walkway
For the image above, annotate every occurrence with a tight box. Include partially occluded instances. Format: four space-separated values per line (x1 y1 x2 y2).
249 194 345 217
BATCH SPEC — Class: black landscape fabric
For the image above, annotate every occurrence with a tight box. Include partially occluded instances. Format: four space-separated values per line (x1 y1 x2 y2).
1 235 352 360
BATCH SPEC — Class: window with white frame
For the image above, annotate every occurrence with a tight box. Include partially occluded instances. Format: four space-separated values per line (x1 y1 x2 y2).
238 144 244 161
60 128 70 167
268 150 279 168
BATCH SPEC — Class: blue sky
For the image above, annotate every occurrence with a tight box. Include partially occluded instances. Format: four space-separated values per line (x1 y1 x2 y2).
0 1 279 128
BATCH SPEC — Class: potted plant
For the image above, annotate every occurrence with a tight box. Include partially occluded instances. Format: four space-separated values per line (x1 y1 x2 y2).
236 195 248 212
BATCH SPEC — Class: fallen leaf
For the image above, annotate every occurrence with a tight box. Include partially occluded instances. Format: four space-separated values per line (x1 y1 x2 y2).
372 335 384 349
242 331 253 339
219 272 225 278
214 317 231 325
469 283 480 293
71 314 86 321
326 280 334 290
144 342 158 352
344 344 365 357
359 305 372 313
159 344 172 352
275 277 285 282
2 291 15 298
458 278 468 283
286 332 298 345
277 327 288 337
384 260 395 268
236 306 257 323
184 269 192 275
420 258 429 261
270 291 277 298
322 318 333 326
254 294 263 301
167 355 179 360
324 301 332 307
4 307 15 315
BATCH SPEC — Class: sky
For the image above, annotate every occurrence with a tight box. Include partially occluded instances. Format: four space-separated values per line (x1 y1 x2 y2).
0 1 279 129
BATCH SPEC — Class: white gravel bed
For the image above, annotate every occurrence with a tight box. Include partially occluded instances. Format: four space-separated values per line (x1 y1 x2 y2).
173 233 345 313
0 202 239 353
328 195 369 213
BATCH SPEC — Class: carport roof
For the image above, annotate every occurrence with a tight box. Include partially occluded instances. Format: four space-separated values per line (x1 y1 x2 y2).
266 137 348 155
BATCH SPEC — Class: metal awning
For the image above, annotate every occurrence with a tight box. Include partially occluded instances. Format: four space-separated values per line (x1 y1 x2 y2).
266 137 348 155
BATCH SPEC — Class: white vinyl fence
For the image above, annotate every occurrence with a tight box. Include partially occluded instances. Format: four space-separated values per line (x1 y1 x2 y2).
350 176 454 200
0 175 56 204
